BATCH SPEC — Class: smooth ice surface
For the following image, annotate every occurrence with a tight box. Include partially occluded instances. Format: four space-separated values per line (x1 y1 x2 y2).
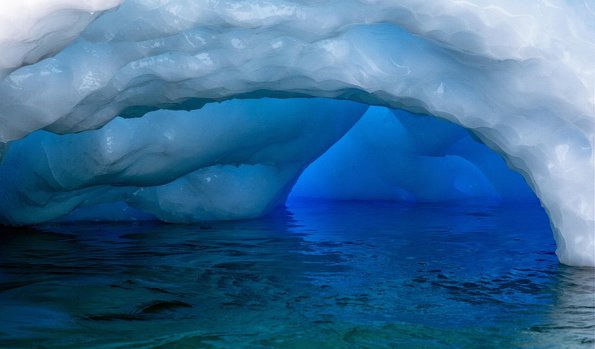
0 1 593 266
291 107 537 203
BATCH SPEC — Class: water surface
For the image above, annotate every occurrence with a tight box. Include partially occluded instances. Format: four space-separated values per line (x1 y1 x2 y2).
0 202 593 348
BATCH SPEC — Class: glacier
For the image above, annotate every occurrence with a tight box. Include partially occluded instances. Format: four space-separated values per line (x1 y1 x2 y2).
0 0 593 267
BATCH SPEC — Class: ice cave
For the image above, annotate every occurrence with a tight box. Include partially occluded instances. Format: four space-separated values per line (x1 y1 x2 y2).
0 1 593 348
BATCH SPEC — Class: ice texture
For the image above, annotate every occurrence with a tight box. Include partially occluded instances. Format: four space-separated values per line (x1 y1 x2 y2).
0 1 123 79
0 98 365 223
0 1 593 266
290 107 538 203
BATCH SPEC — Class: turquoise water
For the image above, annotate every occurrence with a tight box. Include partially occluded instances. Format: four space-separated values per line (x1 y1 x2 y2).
0 202 593 348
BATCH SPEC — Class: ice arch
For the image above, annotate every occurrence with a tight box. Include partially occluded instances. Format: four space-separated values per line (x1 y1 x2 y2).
0 1 593 266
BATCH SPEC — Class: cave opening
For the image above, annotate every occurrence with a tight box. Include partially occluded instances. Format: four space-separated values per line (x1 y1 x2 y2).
1 98 586 349
0 97 543 223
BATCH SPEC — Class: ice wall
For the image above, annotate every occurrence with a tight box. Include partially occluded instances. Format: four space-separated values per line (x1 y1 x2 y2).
0 98 365 224
0 1 593 266
290 107 537 203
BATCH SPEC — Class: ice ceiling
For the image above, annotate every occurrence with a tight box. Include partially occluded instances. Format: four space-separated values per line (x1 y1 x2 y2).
0 1 593 267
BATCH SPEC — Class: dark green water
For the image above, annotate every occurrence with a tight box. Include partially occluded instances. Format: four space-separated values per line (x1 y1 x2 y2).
0 202 593 348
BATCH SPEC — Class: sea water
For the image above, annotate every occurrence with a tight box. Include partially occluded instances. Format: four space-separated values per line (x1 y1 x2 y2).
0 201 593 348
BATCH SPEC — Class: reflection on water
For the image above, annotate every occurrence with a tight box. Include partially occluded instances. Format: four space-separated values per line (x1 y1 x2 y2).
0 202 593 348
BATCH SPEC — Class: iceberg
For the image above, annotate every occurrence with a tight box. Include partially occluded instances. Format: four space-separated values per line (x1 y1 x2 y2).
0 1 593 266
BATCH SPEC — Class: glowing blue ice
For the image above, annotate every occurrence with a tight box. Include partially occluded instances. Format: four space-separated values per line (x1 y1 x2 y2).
291 107 537 203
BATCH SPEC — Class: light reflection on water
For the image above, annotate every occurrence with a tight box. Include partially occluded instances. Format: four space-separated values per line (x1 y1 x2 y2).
0 201 593 348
